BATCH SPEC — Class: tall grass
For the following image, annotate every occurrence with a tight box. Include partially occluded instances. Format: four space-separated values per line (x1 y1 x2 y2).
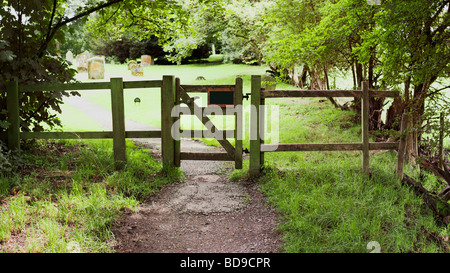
0 139 182 252
231 97 448 253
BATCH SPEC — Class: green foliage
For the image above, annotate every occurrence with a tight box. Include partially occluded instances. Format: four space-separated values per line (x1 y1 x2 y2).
0 141 23 175
85 0 270 65
92 35 172 64
86 0 187 63
219 0 270 65
58 19 93 57
421 90 450 155
0 0 80 133
370 0 450 86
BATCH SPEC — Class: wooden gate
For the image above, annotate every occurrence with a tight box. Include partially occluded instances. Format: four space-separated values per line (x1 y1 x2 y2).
168 77 244 169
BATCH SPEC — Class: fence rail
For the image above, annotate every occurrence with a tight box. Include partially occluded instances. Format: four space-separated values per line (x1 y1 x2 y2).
19 80 162 92
19 130 161 140
260 142 400 152
261 90 400 98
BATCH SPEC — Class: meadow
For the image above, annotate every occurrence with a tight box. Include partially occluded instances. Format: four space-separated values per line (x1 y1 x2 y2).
2 57 448 252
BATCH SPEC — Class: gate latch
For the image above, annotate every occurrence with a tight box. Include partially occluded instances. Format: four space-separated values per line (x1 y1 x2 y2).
186 96 200 105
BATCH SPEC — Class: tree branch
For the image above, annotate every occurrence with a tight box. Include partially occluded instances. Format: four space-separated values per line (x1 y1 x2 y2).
37 0 124 58
44 0 58 46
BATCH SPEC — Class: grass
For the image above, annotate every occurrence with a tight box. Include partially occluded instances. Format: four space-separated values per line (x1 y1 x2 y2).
229 96 449 252
53 102 109 131
64 62 269 129
0 139 182 252
258 154 443 253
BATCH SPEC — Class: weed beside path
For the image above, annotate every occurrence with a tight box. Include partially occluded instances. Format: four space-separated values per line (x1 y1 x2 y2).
0 140 181 252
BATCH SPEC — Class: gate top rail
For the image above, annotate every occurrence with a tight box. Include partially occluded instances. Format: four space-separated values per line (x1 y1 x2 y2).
19 79 162 92
261 89 400 98
180 84 236 93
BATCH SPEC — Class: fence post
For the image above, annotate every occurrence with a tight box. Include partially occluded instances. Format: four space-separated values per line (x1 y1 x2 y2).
161 75 176 169
397 113 409 178
174 77 181 168
110 77 126 170
361 81 370 174
235 77 243 169
260 96 265 168
250 75 261 176
6 80 20 151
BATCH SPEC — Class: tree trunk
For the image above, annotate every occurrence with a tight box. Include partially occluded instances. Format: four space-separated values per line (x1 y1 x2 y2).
384 97 405 131
309 65 326 90
404 83 427 162
300 64 309 89
351 62 364 112
323 66 343 109
369 97 385 131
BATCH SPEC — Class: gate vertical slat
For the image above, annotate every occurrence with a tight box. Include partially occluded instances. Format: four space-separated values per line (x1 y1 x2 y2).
250 75 261 176
235 77 243 169
161 75 176 169
260 96 265 167
174 77 181 167
6 80 20 151
396 113 409 178
111 77 126 170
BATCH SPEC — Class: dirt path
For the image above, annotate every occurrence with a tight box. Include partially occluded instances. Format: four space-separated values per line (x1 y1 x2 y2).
64 95 282 253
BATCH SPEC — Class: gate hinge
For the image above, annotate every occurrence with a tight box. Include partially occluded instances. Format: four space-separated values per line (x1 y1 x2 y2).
243 148 250 154
243 93 251 100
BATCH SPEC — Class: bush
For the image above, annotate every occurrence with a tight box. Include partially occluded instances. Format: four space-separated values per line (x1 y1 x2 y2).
0 141 23 175
93 36 173 65
105 56 120 64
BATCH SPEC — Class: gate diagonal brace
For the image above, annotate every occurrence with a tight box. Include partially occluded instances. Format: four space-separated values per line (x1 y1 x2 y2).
178 85 236 160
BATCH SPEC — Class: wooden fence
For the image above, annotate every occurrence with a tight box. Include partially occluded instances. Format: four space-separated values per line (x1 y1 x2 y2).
4 75 410 177
4 76 176 170
249 75 408 176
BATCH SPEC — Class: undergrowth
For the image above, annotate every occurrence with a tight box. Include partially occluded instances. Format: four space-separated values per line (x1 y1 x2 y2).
0 139 182 253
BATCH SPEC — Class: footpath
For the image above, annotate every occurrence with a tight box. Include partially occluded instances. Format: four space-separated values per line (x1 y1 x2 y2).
64 95 281 253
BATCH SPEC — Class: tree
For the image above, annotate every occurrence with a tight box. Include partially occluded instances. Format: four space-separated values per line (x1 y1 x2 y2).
264 0 450 152
365 0 450 160
264 0 349 108
218 0 271 65
58 19 93 57
0 0 181 134
86 0 187 63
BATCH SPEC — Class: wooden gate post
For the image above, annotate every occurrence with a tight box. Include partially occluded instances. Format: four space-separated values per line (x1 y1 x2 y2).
110 77 126 170
250 75 262 176
6 80 20 151
161 75 176 169
361 81 370 174
235 77 243 169
396 113 409 178
174 77 181 168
